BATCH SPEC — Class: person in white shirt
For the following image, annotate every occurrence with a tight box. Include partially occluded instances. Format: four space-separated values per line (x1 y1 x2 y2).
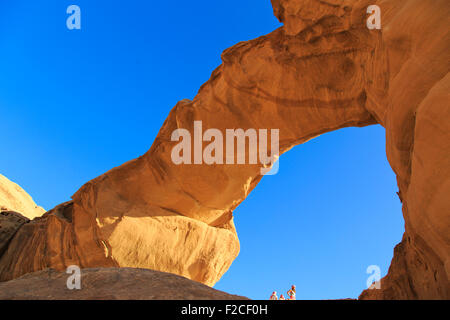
287 285 296 300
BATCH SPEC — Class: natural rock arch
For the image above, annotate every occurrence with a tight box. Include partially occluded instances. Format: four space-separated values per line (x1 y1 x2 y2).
0 0 448 299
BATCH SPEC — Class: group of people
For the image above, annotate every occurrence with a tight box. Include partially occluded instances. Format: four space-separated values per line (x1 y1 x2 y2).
269 285 296 300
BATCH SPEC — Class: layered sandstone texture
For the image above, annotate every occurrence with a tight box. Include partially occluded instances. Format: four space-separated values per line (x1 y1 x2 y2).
0 267 247 300
0 0 448 299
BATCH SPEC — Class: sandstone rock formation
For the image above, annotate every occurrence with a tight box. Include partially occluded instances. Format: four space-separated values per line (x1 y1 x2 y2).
0 0 448 299
0 175 44 264
0 174 45 219
0 267 247 300
0 211 29 258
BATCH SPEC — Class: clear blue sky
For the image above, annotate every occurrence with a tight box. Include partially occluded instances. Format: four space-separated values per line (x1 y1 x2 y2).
0 1 404 299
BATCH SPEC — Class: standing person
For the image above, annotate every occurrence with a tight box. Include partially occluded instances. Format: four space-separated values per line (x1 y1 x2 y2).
287 285 296 300
269 291 278 300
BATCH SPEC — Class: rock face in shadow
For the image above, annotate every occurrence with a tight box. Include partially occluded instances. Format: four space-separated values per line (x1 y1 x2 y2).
0 0 448 299
0 211 29 258
0 267 248 300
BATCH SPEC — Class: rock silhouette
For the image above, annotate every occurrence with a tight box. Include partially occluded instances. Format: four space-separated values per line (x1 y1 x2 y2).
0 0 448 299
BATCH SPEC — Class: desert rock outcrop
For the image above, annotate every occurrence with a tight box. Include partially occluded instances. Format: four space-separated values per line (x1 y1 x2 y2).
0 174 45 219
0 267 248 300
0 211 29 258
0 0 448 299
0 175 44 263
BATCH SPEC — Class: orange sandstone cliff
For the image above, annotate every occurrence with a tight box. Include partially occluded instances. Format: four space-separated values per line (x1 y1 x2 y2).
0 0 448 299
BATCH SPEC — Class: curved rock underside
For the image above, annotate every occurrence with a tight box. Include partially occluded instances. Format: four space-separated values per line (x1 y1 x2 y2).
0 0 448 299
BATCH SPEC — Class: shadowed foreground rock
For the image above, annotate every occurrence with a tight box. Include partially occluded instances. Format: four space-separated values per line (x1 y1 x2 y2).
0 267 248 300
0 0 449 299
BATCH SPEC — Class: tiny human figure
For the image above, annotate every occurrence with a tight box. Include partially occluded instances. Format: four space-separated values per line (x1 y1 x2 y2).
287 285 296 300
269 291 278 300
279 294 286 300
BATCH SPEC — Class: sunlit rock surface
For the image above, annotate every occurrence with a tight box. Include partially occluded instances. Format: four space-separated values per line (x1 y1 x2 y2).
0 174 44 262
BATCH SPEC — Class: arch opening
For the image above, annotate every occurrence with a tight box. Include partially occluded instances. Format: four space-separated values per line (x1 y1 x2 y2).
214 125 404 299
